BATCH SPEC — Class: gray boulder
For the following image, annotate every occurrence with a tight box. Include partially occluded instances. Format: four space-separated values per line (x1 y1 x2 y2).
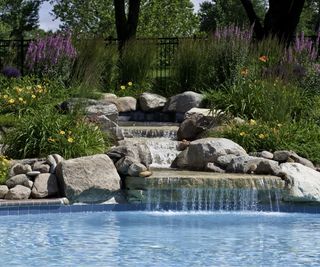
205 163 225 173
139 93 167 111
0 185 9 198
86 102 119 122
6 174 32 189
249 151 274 160
31 173 59 199
128 162 148 177
164 91 204 113
281 163 320 202
215 154 239 168
177 113 218 141
94 115 124 141
273 150 314 169
226 156 280 175
10 163 32 176
5 185 31 200
55 154 121 203
172 138 247 170
32 161 50 173
111 96 137 112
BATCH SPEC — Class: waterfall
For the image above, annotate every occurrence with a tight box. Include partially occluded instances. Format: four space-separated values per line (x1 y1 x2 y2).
144 187 282 212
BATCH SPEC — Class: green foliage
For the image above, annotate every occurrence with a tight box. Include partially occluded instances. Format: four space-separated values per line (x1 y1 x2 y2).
198 0 266 33
171 40 204 92
2 108 108 159
0 155 10 185
138 0 199 37
0 76 68 116
70 39 118 98
204 78 311 123
117 40 156 92
209 120 320 164
1 0 41 39
0 114 16 127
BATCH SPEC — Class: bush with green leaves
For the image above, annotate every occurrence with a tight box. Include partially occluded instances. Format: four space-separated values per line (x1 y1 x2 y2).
208 120 320 164
0 75 68 117
0 155 10 185
118 40 156 93
204 78 311 123
71 39 118 98
2 108 108 159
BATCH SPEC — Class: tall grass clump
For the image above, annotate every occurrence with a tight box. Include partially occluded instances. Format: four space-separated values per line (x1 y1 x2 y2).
171 39 204 92
25 33 77 84
71 39 118 98
2 108 108 159
200 26 252 89
118 40 156 92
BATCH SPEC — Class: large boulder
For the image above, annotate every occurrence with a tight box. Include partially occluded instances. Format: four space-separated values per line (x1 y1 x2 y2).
139 93 167 111
164 91 204 113
0 185 9 198
31 173 59 199
172 138 247 170
86 102 119 122
10 163 32 176
5 185 31 200
273 150 314 169
281 163 320 202
177 113 218 141
110 96 137 112
226 156 280 175
93 115 124 141
55 154 121 203
6 174 32 189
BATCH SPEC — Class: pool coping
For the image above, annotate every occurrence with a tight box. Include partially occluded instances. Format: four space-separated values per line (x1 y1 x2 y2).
1 199 320 216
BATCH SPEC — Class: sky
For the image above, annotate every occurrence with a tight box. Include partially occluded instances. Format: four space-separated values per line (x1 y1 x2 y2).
39 0 205 31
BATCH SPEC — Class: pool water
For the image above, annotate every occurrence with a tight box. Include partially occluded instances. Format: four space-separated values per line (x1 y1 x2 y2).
1 211 320 266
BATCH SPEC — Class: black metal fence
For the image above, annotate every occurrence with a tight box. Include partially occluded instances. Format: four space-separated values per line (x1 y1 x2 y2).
0 36 319 86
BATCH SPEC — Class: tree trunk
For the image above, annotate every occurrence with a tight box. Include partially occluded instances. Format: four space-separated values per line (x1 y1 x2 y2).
113 0 141 49
264 0 306 42
240 0 306 44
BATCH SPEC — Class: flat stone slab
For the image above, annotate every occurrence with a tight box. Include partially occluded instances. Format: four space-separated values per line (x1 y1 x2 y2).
0 197 69 207
125 169 285 190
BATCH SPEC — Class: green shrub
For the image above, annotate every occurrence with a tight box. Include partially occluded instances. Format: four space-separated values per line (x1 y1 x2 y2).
118 40 156 91
0 76 67 117
71 39 118 97
0 155 10 185
2 108 108 159
204 78 311 123
171 39 204 92
209 120 320 164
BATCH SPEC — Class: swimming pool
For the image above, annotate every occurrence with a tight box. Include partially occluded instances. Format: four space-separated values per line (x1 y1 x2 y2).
1 211 320 266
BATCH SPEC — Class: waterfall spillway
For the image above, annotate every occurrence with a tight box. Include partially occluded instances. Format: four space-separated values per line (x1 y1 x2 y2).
119 122 285 211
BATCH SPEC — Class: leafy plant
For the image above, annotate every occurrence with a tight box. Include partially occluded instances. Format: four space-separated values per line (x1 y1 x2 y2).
209 120 320 164
2 108 108 159
0 155 10 185
118 40 156 90
25 33 77 84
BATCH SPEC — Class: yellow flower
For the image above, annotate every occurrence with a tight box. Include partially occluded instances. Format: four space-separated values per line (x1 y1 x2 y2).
59 130 65 135
239 131 247 137
120 85 126 90
67 137 74 143
8 99 15 104
26 86 32 91
47 137 56 143
3 95 8 99
128 81 133 86
249 119 257 126
37 84 42 89
240 68 249 77
277 123 282 127
18 97 24 102
259 55 268 63
31 94 36 99
15 87 23 93
23 101 27 104
258 133 266 139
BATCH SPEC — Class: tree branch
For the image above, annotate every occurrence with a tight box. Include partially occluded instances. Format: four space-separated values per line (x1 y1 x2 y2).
240 0 264 39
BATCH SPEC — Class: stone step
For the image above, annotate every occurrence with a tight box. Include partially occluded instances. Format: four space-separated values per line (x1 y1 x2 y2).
125 169 284 190
121 125 179 139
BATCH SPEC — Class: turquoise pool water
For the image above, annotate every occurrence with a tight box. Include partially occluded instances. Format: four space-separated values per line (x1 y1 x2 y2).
1 211 320 266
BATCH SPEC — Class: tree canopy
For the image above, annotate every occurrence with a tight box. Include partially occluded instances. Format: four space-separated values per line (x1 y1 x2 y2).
0 0 42 39
51 0 198 38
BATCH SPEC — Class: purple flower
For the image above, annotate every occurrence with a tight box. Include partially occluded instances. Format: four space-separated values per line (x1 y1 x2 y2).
1 66 21 78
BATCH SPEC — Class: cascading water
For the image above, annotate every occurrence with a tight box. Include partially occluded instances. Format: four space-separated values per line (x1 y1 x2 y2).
120 123 285 212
